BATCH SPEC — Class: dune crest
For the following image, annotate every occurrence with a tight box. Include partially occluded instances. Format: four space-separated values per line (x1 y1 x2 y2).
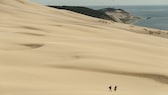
0 0 168 95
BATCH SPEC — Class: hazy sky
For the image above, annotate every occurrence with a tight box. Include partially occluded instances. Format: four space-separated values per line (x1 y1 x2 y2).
31 0 168 6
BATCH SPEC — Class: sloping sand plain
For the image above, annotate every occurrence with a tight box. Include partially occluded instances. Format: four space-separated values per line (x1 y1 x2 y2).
1 0 168 95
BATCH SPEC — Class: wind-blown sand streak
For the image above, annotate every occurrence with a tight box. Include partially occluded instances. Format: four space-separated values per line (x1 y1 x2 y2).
20 43 44 48
16 32 45 36
51 65 168 84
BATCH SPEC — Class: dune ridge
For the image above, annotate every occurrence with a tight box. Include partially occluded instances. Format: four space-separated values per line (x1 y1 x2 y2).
51 65 168 84
0 0 168 95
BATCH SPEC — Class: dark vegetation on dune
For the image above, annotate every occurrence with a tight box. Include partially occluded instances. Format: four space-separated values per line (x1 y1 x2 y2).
48 6 113 20
48 6 140 23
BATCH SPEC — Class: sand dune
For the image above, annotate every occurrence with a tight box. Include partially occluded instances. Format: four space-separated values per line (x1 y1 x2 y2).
1 0 168 95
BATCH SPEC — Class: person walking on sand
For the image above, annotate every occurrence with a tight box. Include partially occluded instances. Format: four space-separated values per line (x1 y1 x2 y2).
114 85 117 91
109 86 112 92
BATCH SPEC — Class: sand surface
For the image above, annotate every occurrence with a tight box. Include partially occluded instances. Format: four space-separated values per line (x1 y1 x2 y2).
1 0 168 95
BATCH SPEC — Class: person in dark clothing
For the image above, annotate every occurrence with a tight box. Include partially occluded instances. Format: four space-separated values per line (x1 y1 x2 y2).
114 85 117 91
109 86 112 91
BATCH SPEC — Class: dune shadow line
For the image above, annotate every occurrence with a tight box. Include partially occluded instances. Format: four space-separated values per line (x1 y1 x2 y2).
50 65 168 85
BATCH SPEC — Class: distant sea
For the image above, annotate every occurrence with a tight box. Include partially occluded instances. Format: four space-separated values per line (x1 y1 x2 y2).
88 5 168 30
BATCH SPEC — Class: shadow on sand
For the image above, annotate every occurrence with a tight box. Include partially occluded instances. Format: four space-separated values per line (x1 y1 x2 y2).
50 65 168 85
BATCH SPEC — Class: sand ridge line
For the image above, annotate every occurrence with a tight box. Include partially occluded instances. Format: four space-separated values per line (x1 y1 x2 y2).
21 26 43 31
50 65 168 85
16 32 45 36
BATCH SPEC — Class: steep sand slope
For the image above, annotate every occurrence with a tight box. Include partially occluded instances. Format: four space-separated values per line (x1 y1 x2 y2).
0 0 168 95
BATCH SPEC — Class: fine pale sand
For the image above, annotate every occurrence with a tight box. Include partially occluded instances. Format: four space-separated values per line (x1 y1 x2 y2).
1 0 168 95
